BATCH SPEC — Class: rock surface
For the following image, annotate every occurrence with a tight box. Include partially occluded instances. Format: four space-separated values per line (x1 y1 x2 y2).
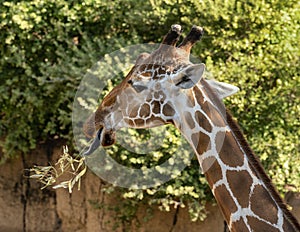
0 141 299 231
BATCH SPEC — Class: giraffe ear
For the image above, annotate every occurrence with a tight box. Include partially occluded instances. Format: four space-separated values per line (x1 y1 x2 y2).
174 63 205 89
206 79 239 99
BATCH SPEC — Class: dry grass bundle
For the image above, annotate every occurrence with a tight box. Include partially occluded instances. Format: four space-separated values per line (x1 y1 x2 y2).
29 146 87 193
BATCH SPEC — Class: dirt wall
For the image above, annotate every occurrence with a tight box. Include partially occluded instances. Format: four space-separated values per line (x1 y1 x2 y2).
0 141 299 232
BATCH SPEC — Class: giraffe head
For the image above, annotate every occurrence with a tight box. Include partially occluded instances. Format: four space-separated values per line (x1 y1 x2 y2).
83 25 238 154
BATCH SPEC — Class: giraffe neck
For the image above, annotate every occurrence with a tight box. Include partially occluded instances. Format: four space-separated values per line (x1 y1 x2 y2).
173 81 300 232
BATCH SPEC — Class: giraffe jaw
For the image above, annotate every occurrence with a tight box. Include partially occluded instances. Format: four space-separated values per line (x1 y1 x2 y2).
83 127 116 156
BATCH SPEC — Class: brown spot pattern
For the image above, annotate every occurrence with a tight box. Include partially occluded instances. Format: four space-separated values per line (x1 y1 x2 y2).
246 216 280 232
129 106 139 118
194 87 205 105
141 71 152 78
202 101 226 127
216 131 244 167
203 159 223 187
134 118 145 126
186 91 195 107
231 218 249 232
158 66 166 75
154 92 160 99
184 111 195 129
152 101 161 114
195 110 212 132
250 185 278 224
192 132 211 155
153 91 166 102
214 185 238 221
124 118 135 127
139 103 150 118
226 170 252 208
145 116 166 125
191 133 199 149
162 103 175 117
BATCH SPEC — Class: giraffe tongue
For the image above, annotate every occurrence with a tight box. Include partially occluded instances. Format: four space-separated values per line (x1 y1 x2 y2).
82 128 103 156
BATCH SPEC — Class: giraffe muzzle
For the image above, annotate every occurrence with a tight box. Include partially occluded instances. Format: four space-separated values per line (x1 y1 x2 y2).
83 127 116 156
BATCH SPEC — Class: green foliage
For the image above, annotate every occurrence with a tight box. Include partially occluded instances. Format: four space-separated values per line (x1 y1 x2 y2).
1 0 299 224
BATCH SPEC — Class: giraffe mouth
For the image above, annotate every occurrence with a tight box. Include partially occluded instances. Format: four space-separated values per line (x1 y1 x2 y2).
83 127 116 156
101 128 116 147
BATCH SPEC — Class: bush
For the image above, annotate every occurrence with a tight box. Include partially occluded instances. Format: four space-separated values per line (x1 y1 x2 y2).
1 0 299 223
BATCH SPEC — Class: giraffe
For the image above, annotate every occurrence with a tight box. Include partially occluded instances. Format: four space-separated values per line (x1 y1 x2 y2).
82 25 300 232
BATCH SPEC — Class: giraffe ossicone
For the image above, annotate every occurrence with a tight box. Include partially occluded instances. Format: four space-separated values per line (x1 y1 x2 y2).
80 25 300 231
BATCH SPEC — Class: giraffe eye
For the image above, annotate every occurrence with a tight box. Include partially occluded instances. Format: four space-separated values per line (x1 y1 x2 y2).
132 84 148 93
175 75 190 86
127 80 133 85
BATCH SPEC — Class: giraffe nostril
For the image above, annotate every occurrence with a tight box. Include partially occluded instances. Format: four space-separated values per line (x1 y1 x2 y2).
102 130 116 147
